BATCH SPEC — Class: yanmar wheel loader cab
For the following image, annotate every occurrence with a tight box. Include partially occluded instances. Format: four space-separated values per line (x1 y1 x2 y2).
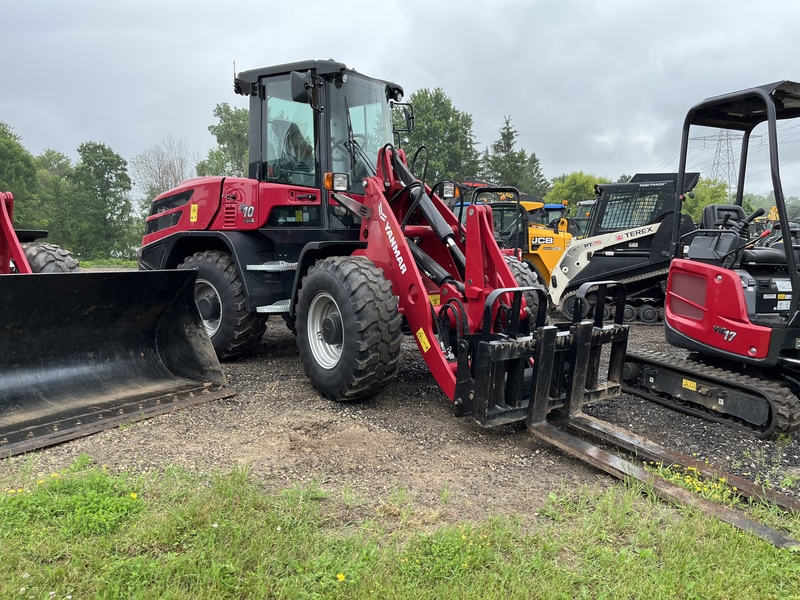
623 81 800 437
140 60 408 360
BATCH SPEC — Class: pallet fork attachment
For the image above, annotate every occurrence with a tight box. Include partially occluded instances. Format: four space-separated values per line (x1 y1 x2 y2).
501 282 800 549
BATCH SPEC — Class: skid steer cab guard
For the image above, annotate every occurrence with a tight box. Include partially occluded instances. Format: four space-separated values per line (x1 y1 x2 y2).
0 270 233 456
318 145 627 427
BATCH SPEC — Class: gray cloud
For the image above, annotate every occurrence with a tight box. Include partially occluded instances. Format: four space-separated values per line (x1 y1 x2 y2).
2 0 798 195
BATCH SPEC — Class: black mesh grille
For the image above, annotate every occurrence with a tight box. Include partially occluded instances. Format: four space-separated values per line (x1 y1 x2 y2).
599 191 667 231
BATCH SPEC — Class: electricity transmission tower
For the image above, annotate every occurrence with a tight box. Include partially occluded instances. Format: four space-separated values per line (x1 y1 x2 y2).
710 130 738 199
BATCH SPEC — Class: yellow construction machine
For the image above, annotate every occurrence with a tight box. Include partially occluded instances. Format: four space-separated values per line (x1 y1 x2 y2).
452 184 573 284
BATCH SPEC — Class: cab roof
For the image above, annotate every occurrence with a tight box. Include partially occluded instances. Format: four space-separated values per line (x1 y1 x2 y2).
234 59 403 98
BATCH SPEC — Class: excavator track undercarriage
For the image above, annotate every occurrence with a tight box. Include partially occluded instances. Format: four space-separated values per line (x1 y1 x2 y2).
622 349 800 438
558 269 669 324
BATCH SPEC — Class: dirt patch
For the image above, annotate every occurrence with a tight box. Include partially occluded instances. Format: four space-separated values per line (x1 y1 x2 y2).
4 321 800 522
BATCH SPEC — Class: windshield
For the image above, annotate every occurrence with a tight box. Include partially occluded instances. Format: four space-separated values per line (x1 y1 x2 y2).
328 74 394 194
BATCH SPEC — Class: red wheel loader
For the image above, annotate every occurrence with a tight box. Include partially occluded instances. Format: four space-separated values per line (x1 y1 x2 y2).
139 59 627 423
0 190 233 457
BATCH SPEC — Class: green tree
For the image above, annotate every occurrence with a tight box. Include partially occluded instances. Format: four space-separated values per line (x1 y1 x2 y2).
481 117 549 197
544 171 611 209
35 149 76 242
682 178 729 222
396 88 479 184
0 121 40 228
67 142 137 259
196 103 249 177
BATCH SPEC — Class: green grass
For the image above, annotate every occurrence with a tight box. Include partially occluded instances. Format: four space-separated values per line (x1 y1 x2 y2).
79 258 138 269
2 456 800 599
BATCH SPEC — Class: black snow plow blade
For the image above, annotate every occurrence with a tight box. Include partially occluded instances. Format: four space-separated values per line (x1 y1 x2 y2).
0 270 234 457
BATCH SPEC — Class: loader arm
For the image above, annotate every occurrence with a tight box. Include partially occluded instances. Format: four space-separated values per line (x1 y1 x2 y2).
1 192 32 274
346 146 542 409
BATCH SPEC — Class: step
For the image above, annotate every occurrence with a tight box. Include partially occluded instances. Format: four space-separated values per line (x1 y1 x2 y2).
247 261 298 272
256 299 291 314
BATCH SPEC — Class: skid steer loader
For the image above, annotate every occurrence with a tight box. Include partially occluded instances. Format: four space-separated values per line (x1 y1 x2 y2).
0 190 233 457
550 173 699 323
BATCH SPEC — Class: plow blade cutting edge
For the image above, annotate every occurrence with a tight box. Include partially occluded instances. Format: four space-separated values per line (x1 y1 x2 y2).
0 270 234 457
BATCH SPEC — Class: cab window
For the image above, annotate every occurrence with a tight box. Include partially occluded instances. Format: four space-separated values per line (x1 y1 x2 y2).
262 75 317 188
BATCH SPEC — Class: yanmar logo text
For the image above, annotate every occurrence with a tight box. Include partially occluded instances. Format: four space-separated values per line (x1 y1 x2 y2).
378 203 407 274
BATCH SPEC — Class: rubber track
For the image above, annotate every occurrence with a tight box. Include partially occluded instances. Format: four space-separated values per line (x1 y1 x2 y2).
624 349 800 437
559 268 668 323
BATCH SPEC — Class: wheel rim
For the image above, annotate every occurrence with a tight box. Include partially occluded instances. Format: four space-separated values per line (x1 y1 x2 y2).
307 292 343 369
194 277 223 338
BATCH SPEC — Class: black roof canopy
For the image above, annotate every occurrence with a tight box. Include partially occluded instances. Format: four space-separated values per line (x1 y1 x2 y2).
234 59 403 98
688 81 800 131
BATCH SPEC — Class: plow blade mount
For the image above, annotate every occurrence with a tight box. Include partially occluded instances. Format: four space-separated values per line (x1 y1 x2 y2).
1 270 234 457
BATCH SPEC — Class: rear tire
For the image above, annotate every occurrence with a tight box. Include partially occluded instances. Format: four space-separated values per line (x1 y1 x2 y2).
23 243 79 273
178 250 267 360
296 256 403 401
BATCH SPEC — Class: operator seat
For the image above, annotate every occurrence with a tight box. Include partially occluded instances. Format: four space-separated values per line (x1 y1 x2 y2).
700 204 746 230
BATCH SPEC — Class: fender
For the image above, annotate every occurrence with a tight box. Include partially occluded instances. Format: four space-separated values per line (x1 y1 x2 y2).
139 230 291 313
550 222 661 304
288 240 368 319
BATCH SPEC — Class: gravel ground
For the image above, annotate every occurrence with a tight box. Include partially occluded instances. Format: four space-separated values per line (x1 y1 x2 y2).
4 320 800 522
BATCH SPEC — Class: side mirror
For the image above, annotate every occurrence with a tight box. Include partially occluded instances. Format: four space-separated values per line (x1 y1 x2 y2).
290 71 312 104
391 101 415 133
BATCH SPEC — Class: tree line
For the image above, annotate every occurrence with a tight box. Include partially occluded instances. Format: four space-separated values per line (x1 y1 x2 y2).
3 86 792 261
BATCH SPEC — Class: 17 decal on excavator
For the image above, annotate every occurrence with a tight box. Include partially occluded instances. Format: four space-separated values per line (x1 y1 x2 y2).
713 325 738 342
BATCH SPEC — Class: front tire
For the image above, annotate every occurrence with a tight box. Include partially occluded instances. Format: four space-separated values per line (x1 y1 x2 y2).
296 256 403 401
178 250 267 360
23 243 80 273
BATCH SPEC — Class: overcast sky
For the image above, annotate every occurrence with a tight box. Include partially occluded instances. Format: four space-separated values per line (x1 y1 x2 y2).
2 0 800 197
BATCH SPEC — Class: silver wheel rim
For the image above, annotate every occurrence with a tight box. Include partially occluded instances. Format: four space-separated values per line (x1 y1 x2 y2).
195 277 222 337
307 292 342 369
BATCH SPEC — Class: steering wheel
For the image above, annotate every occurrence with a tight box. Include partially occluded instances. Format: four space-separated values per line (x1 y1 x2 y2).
332 134 368 155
